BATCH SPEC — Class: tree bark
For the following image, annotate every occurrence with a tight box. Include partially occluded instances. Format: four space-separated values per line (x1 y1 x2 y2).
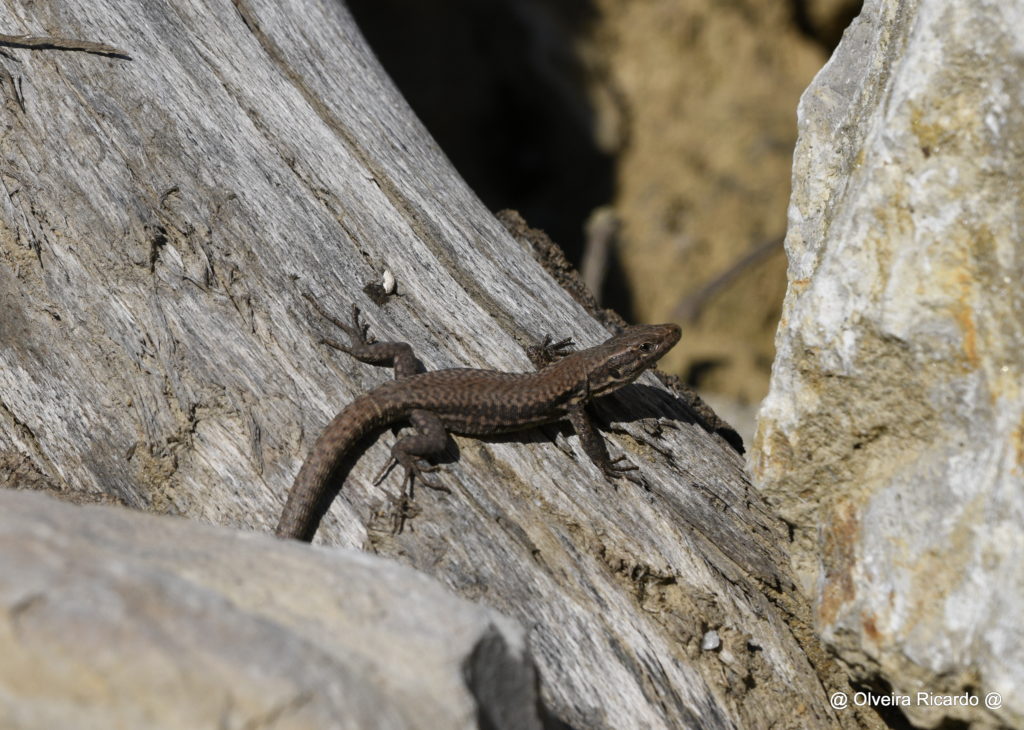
0 1 867 728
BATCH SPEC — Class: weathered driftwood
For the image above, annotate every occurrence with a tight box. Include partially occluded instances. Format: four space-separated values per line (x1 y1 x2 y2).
0 2 866 728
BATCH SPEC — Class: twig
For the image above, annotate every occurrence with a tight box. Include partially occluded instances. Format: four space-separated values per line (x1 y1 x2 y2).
580 206 620 305
672 235 784 323
0 33 130 59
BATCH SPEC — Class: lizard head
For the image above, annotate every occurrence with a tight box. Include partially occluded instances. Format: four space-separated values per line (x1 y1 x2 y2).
586 323 681 397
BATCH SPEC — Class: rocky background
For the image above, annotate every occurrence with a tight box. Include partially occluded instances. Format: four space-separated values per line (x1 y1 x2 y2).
755 0 1024 726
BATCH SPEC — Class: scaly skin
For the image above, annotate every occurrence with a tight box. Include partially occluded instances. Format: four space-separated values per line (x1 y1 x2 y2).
275 299 681 541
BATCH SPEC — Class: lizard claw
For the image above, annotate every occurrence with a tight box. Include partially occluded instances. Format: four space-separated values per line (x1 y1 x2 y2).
542 335 575 357
552 430 575 457
388 493 421 535
401 461 450 496
603 455 644 486
373 455 449 494
527 335 576 369
607 454 638 471
638 417 678 438
372 456 398 486
319 335 354 355
380 457 449 534
350 304 376 345
304 295 376 349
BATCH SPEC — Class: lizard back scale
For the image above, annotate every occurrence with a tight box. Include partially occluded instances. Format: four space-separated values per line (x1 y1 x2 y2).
275 298 681 541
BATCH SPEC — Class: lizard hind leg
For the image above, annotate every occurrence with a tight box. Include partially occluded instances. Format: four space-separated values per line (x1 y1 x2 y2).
374 409 452 498
372 454 447 494
371 453 445 491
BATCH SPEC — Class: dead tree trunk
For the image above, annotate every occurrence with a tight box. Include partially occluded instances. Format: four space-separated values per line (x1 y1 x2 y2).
0 1 867 727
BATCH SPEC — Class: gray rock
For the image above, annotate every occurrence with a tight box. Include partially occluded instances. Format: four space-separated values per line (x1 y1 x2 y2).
0 490 540 730
754 0 1024 726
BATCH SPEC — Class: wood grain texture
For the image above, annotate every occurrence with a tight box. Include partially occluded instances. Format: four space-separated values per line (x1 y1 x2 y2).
0 1 867 728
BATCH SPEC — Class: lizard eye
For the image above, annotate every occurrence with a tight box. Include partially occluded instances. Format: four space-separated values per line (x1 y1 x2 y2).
638 342 653 353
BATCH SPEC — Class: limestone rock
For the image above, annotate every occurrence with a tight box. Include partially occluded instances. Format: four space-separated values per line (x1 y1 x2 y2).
754 0 1024 726
0 490 540 730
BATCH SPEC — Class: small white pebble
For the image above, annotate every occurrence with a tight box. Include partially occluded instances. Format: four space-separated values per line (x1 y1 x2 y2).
701 630 720 651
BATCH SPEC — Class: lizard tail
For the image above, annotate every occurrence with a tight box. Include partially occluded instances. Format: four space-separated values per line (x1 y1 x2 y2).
274 396 395 541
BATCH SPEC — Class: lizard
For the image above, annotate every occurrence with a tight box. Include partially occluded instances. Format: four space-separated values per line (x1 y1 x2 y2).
275 295 682 542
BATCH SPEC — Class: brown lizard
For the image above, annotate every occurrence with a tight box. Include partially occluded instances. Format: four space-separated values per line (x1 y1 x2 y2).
275 296 681 541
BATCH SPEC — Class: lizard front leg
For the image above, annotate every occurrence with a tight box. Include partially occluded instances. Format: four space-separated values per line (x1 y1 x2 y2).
567 402 643 486
527 331 639 477
524 334 578 458
526 334 575 370
304 294 419 378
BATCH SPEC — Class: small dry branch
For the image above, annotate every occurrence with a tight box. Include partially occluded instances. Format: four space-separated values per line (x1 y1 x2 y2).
0 32 129 58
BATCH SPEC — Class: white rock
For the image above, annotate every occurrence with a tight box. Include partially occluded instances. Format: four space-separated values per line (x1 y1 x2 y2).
701 630 721 651
754 1 1024 726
